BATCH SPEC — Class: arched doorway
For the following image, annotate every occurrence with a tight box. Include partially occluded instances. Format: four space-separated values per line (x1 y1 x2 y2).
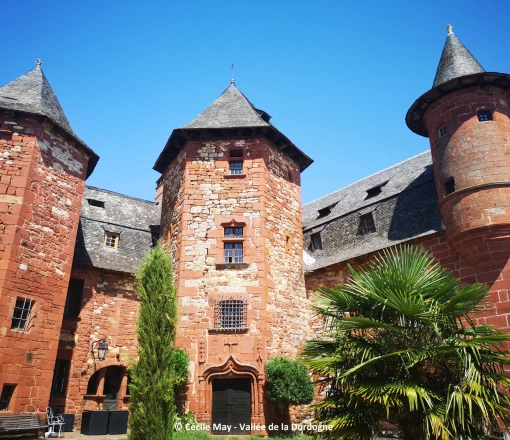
211 378 252 434
200 356 264 433
86 366 128 410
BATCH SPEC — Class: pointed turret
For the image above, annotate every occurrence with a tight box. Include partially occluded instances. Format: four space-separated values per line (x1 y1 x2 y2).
0 63 98 176
154 82 312 173
406 25 510 137
406 26 510 269
432 25 485 87
0 65 76 136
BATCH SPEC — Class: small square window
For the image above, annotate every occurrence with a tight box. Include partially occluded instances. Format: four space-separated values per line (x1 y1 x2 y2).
229 161 243 175
64 279 84 317
11 297 33 331
310 232 322 251
104 232 119 249
358 213 376 235
477 110 492 122
229 150 243 158
444 178 455 195
438 126 447 138
0 385 16 411
215 298 247 329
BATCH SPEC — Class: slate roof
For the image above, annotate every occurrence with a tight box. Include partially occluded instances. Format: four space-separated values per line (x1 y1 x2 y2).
73 186 161 273
153 82 313 173
184 82 270 129
432 28 485 87
406 27 510 137
0 66 99 177
302 151 443 271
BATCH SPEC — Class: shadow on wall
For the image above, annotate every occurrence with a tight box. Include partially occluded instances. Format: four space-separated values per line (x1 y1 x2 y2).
387 165 442 241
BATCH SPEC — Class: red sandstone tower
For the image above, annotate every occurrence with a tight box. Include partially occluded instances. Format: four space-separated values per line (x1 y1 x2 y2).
407 26 510 270
154 81 313 433
0 62 98 413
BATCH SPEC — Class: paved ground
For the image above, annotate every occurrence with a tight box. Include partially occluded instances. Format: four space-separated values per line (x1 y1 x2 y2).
57 433 126 440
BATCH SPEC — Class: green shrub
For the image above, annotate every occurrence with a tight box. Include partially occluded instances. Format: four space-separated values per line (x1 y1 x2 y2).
265 357 314 406
172 348 190 392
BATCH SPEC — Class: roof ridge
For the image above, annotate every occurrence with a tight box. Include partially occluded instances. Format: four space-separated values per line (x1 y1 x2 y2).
303 151 431 207
85 185 159 205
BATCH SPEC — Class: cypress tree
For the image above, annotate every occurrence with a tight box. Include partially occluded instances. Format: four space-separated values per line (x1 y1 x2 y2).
128 245 177 440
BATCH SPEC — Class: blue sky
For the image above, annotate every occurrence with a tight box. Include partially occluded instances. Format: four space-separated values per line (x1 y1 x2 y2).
2 1 510 204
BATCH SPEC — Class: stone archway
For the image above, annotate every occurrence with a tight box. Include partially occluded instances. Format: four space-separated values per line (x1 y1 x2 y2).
83 365 129 411
198 356 264 432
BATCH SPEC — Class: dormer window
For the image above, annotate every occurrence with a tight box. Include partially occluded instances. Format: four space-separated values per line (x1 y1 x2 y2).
438 125 447 138
366 182 387 199
317 202 337 219
310 232 322 251
104 232 119 249
358 213 376 235
87 199 105 208
477 110 492 122
318 207 331 217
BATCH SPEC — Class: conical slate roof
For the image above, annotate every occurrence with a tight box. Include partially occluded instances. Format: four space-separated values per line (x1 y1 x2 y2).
183 82 270 129
432 26 485 87
0 65 99 177
0 66 76 136
406 25 510 137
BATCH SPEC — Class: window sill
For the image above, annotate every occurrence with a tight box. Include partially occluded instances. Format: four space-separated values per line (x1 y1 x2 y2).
215 263 249 270
208 327 249 334
224 174 246 179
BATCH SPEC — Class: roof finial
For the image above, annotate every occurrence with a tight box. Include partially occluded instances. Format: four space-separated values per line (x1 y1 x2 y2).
231 63 235 85
446 24 453 35
35 59 42 69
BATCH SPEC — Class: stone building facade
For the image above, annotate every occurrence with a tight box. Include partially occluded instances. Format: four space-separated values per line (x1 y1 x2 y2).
1 26 510 434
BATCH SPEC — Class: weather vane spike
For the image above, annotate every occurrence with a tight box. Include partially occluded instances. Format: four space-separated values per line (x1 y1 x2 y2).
231 63 236 85
446 24 453 35
35 59 42 69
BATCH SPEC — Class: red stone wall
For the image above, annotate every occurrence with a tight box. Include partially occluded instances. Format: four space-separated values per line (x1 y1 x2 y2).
424 86 510 265
50 265 138 425
305 232 510 336
160 137 310 430
0 113 89 414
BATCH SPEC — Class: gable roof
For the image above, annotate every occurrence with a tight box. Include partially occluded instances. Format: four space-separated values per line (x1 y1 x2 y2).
0 67 99 177
153 82 313 173
302 151 443 270
73 186 161 273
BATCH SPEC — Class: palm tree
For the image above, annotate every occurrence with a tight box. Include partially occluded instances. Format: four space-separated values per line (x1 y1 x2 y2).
301 246 510 440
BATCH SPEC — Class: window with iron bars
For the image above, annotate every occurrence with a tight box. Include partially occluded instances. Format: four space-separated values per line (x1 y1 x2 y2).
11 297 33 331
215 298 247 329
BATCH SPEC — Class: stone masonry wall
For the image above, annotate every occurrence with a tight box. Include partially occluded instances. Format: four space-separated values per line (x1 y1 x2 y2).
50 265 138 426
160 136 310 429
0 113 89 414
